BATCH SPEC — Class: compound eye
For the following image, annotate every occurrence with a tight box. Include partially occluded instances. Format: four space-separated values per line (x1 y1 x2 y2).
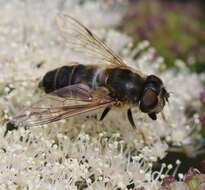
140 89 158 112
143 89 158 107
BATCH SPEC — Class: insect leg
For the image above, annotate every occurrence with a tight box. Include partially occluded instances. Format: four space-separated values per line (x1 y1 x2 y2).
100 107 111 121
127 108 137 128
127 108 149 144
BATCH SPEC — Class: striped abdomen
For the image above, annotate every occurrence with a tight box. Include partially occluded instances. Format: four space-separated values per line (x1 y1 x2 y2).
40 64 145 104
40 64 101 93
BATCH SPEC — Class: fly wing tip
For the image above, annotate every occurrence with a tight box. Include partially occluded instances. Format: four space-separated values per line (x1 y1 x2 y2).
55 13 68 28
55 13 73 27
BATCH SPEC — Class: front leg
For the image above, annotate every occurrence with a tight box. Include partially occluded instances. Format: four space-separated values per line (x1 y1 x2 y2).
127 108 137 128
127 108 149 144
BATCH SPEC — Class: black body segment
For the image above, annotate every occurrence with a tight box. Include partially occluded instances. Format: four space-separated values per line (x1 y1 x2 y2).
70 65 96 86
41 65 98 93
55 66 72 89
41 69 58 93
105 68 145 102
41 66 72 93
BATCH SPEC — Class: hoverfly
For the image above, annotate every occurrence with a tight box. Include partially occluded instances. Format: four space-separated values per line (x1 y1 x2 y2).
10 14 169 129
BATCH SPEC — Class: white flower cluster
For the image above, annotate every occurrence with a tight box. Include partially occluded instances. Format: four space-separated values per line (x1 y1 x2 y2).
0 0 203 189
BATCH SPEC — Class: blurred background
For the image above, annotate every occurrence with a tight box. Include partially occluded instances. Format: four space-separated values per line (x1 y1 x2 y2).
120 0 205 72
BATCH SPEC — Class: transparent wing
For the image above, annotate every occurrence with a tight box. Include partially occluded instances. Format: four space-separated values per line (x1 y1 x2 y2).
56 14 127 67
11 84 116 126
